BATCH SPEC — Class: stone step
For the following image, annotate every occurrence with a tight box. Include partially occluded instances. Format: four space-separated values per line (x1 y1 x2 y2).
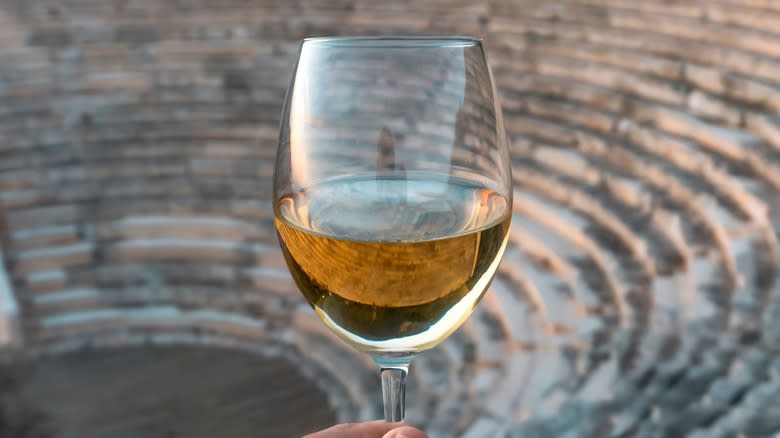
29 288 101 316
37 306 268 342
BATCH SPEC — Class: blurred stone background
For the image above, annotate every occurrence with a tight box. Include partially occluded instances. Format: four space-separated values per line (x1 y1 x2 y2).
0 0 779 437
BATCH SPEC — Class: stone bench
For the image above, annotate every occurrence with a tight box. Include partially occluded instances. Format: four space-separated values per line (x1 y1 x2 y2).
513 191 628 321
97 215 268 242
37 306 268 341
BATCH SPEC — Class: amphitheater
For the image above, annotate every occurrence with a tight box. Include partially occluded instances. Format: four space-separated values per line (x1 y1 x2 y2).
0 0 780 437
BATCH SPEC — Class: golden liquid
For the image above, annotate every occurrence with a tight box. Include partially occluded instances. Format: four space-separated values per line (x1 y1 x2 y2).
274 175 510 353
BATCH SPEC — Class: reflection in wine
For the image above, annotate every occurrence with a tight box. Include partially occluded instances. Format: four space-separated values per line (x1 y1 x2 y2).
275 174 510 353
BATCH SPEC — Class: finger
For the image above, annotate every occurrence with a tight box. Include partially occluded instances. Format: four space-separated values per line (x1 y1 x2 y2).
303 421 399 438
382 425 428 438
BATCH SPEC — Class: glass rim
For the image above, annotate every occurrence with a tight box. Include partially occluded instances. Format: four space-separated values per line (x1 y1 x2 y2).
301 35 482 48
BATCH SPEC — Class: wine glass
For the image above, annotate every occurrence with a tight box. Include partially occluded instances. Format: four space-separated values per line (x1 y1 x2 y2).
273 36 512 423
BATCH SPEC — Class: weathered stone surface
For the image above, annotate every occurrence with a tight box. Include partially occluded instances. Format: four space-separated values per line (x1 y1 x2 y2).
0 0 779 436
15 345 338 438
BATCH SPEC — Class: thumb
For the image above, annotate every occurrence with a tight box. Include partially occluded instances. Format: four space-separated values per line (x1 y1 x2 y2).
382 425 428 438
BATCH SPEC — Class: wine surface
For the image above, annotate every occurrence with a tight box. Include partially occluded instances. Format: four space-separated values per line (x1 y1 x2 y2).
275 174 510 352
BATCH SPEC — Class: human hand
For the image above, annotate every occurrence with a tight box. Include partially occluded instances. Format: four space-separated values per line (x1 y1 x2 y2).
304 421 427 438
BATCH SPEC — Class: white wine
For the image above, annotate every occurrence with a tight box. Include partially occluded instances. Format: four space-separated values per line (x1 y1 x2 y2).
274 174 511 353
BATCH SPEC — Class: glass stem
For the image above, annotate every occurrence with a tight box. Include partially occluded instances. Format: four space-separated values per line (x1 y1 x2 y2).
380 366 407 422
375 355 413 423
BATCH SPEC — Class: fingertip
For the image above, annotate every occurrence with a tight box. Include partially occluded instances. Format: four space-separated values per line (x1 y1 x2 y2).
382 425 428 438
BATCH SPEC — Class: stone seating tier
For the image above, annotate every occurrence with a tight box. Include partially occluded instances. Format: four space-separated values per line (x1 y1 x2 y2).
2 1 780 436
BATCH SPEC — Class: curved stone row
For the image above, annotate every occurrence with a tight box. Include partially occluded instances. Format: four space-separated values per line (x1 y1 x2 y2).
486 2 780 437
0 1 780 436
